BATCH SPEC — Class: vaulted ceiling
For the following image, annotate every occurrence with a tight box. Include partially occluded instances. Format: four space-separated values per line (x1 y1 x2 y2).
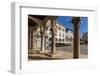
28 15 58 26
29 15 48 20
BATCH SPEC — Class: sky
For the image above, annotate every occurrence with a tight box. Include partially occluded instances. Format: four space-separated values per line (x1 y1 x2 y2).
56 16 88 37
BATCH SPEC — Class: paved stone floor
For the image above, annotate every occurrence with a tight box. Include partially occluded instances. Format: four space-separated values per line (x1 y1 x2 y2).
28 44 88 61
47 44 88 55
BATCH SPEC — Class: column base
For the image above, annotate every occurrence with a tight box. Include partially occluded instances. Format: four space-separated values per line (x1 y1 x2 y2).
44 51 57 57
73 55 80 59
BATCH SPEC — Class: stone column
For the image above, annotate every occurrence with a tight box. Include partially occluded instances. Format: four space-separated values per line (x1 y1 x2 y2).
40 27 45 52
51 19 56 54
32 32 36 49
73 23 80 58
28 31 31 49
31 31 33 49
72 17 81 58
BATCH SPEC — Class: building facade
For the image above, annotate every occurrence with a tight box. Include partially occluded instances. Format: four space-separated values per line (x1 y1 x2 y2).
82 32 88 44
65 29 73 45
28 20 73 49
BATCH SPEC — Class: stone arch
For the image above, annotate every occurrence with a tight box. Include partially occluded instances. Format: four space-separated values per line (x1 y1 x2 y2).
28 16 42 49
28 16 42 26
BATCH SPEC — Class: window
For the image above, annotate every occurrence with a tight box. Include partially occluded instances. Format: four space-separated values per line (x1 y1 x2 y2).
62 39 64 42
56 38 57 41
63 34 64 37
59 38 61 41
59 32 61 37
63 28 65 31
59 26 61 30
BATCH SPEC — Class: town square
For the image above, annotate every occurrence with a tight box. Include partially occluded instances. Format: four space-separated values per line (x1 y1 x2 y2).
28 15 88 60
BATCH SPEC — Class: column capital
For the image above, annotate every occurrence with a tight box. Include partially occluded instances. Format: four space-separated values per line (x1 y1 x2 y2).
71 17 81 25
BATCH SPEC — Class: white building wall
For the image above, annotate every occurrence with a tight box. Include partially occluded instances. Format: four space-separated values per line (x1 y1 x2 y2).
65 30 73 45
